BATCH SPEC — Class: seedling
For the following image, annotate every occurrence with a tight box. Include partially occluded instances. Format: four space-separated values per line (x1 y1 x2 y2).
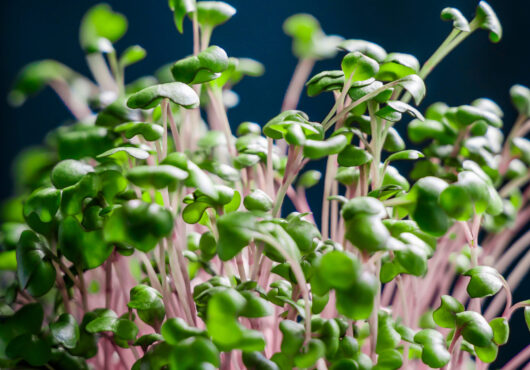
1 1 529 369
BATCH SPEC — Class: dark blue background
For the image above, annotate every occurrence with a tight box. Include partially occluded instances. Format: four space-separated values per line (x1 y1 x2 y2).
1 0 529 366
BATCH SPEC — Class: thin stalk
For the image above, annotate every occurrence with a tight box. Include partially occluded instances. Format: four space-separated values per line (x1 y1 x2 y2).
368 257 381 361
267 137 275 198
256 233 312 344
161 99 169 158
281 58 315 112
86 53 119 93
52 260 70 315
500 345 530 370
105 257 113 309
48 80 92 120
495 229 530 274
76 265 88 312
192 12 200 55
321 154 337 240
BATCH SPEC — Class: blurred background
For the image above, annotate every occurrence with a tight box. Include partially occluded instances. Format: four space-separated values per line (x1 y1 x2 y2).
1 0 529 367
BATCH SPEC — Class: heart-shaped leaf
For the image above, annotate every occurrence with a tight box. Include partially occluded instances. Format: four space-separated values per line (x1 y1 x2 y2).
195 1 236 29
169 0 196 33
50 314 80 349
414 329 451 368
463 266 503 298
474 1 502 43
171 46 229 84
128 284 166 327
339 39 387 62
127 82 199 109
432 295 464 328
51 159 94 189
489 317 509 345
455 311 493 347
120 45 147 68
341 51 379 83
115 122 164 141
80 4 128 53
16 231 55 297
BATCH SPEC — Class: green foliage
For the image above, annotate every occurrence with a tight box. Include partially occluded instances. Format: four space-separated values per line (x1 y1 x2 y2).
3 1 527 369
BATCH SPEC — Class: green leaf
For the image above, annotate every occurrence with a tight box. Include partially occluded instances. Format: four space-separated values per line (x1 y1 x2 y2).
51 160 94 189
376 311 401 354
79 4 127 53
377 53 420 81
127 82 199 109
455 311 493 347
280 320 305 355
128 284 166 327
336 271 378 320
474 341 498 363
338 145 372 167
171 46 229 84
169 336 220 369
120 45 147 68
525 307 530 332
441 8 470 32
169 0 196 33
463 266 503 298
414 329 451 368
339 39 387 62
341 51 379 83
407 118 453 144
386 150 423 164
59 216 112 269
5 333 51 366
127 165 188 189
396 74 426 105
306 70 344 97
439 184 474 221
432 295 464 328
196 1 236 29
489 317 509 345
23 187 60 235
303 135 349 159
316 251 361 290
410 177 450 236
243 189 273 212
475 1 502 43
103 200 174 252
8 60 75 107
97 146 150 160
293 339 325 368
114 318 139 341
57 124 114 160
374 348 402 370
297 170 322 188
50 314 80 349
217 212 258 261
240 291 273 318
115 122 164 141
16 230 55 297
509 84 530 117
511 137 530 165
161 317 206 345
376 101 424 123
243 351 280 370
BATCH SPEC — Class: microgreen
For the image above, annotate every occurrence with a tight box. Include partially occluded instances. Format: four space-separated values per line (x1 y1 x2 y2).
1 1 529 369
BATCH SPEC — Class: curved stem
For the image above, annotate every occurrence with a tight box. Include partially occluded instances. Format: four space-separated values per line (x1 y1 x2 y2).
281 58 315 112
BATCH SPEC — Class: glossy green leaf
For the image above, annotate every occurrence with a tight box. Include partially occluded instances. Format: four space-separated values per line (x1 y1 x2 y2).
317 251 361 290
279 320 305 355
432 295 464 328
463 266 503 298
306 70 344 97
128 284 166 327
336 271 378 320
57 124 114 160
339 39 387 62
170 336 220 369
297 170 322 188
386 150 423 164
475 341 498 363
23 187 60 234
80 4 127 53
51 160 94 189
338 145 372 167
456 311 493 347
439 184 474 221
441 8 470 32
376 311 401 353
161 317 206 345
244 189 273 212
294 339 326 369
103 200 174 252
171 46 229 84
16 230 55 297
377 53 420 81
375 348 402 370
376 101 424 122
396 74 426 105
475 1 502 43
59 216 112 269
115 122 164 141
5 333 51 366
217 212 257 260
127 82 199 109
50 314 80 349
341 51 379 83
196 1 236 29
414 329 451 368
303 135 348 159
243 351 280 370
489 317 509 345
97 146 150 160
169 0 196 33
410 177 450 236
127 165 188 189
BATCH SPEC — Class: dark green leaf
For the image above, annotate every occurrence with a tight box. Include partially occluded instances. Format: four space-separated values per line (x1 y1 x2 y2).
50 314 80 349
171 46 229 84
475 1 502 43
115 122 164 141
463 266 503 298
456 311 493 347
